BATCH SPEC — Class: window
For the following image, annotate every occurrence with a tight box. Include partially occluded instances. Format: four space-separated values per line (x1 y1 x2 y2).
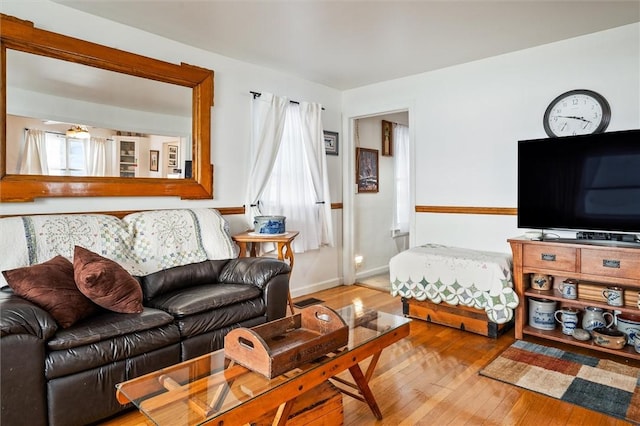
45 133 86 176
393 123 410 235
260 104 322 250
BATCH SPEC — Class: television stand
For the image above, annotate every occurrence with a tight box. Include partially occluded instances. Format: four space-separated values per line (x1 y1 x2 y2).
508 237 640 360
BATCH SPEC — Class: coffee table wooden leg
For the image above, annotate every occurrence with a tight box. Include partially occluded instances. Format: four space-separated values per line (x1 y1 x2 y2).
364 352 381 382
348 364 382 420
272 399 295 426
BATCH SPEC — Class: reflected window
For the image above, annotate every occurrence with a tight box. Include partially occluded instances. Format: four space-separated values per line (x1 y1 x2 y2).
45 133 86 176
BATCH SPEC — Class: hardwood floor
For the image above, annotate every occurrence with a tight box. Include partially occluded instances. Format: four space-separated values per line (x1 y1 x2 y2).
104 285 635 425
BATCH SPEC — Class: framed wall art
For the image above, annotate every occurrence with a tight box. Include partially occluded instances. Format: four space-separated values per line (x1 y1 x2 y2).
356 147 379 193
149 150 159 171
381 120 393 156
168 145 178 167
324 131 339 155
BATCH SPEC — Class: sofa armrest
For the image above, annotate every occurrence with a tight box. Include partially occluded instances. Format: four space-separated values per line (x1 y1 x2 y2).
219 258 291 321
219 257 290 289
0 289 58 339
1 290 53 426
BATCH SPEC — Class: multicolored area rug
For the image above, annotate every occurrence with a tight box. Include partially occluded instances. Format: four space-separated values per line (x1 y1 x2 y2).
479 340 640 423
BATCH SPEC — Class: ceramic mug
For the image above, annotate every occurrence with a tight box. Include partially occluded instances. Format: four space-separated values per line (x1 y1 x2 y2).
559 279 578 299
602 286 624 307
530 274 552 291
554 307 579 335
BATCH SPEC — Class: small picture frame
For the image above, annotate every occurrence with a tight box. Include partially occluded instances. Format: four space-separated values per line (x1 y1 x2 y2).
381 120 393 156
356 147 379 193
149 150 159 171
324 131 339 156
168 145 178 167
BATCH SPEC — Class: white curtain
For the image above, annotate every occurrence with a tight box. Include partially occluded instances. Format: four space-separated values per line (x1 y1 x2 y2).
245 93 288 227
393 123 410 234
299 102 334 247
84 137 108 176
248 93 334 253
19 129 48 174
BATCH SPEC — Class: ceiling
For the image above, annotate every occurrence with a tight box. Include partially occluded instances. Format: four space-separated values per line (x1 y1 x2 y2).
46 1 640 90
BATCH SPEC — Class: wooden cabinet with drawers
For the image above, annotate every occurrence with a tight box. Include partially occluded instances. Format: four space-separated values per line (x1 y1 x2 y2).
509 237 640 360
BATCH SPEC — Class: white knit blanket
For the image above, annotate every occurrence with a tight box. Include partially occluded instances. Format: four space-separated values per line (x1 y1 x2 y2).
0 209 238 287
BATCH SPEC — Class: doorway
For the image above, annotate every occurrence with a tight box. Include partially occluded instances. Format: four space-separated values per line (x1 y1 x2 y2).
350 111 411 291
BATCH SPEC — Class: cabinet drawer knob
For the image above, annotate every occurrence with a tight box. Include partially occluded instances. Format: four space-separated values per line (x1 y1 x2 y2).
541 253 556 261
603 259 620 268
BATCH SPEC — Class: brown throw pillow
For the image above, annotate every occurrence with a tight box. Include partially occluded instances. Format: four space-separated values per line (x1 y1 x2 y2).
73 246 143 314
2 256 97 328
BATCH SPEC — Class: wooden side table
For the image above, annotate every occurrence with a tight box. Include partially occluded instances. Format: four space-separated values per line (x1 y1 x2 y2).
232 230 299 315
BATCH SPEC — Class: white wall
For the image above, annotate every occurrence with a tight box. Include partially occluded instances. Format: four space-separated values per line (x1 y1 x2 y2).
343 23 640 255
3 2 639 295
354 112 408 280
0 1 343 297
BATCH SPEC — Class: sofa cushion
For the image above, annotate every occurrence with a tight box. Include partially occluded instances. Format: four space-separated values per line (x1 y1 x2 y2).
175 298 266 338
45 323 180 380
48 307 175 351
73 246 144 314
2 256 97 328
139 259 229 302
148 284 262 317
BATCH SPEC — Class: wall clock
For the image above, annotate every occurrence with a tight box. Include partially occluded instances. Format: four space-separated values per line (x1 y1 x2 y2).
543 89 611 137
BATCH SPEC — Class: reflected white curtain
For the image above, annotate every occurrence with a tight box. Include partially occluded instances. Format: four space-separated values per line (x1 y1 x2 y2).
19 129 48 174
84 137 108 176
393 123 410 234
245 92 288 227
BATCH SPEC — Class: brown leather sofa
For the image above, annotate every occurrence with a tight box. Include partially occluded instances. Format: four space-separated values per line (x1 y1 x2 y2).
0 257 290 426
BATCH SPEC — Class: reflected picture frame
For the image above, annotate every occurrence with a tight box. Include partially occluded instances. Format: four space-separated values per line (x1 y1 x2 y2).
149 150 159 171
168 145 178 167
324 131 339 155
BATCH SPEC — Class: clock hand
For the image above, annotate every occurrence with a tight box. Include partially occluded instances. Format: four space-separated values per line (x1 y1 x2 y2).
554 115 592 123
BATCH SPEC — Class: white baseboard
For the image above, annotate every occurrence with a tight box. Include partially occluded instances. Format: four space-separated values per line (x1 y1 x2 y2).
355 265 389 281
290 277 342 298
290 265 391 298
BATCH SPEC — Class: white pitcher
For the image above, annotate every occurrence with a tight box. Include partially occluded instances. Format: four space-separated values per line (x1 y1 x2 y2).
582 306 614 332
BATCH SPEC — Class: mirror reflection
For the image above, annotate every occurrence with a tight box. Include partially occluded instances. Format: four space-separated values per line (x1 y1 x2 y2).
5 49 192 179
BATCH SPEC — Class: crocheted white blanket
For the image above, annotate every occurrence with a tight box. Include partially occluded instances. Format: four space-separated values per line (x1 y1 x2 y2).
0 209 238 287
390 244 518 324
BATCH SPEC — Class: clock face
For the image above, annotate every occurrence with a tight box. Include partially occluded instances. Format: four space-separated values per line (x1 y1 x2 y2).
543 89 610 137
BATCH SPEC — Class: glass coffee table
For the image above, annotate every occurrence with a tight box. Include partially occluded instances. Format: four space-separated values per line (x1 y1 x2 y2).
116 305 410 425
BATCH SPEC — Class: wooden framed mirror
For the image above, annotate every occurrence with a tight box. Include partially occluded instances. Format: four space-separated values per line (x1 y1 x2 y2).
0 14 214 202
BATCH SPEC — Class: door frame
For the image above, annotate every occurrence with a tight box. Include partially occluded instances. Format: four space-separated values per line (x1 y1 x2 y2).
341 101 416 286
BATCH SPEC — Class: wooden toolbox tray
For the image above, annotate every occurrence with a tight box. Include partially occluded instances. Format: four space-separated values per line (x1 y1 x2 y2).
224 305 349 379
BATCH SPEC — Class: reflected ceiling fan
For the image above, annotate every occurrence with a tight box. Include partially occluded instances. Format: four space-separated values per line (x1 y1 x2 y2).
41 119 92 139
65 124 91 139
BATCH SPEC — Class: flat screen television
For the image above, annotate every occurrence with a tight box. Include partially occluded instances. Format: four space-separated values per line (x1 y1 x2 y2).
517 129 640 236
